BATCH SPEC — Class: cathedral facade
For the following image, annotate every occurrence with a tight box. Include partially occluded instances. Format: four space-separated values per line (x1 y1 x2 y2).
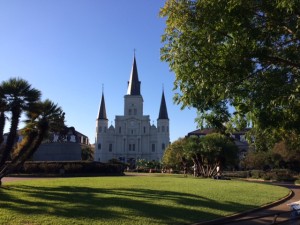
94 56 170 165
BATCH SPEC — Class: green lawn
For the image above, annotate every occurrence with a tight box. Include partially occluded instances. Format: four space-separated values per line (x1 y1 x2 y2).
0 173 290 225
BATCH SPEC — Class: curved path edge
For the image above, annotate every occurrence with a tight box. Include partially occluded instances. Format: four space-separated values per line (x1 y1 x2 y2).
193 184 294 225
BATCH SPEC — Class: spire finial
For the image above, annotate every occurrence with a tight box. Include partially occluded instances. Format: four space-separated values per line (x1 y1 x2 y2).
134 48 136 57
102 83 104 93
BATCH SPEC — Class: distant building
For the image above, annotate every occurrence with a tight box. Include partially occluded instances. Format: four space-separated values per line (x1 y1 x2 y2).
94 55 170 165
33 127 90 161
3 126 90 161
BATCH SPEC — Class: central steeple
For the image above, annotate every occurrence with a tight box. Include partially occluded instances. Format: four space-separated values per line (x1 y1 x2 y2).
127 54 141 95
97 92 108 120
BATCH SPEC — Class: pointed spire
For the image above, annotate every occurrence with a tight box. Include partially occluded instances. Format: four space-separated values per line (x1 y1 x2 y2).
97 91 108 120
127 54 141 95
158 90 169 120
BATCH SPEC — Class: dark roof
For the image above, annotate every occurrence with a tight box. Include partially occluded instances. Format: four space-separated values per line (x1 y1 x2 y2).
158 91 169 120
187 128 250 136
97 93 108 120
127 55 141 95
187 128 215 136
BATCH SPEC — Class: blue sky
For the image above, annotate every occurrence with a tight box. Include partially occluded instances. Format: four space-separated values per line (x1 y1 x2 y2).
0 0 198 143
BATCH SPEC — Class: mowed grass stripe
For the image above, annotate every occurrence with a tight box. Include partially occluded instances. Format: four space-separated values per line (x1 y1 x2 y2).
0 174 289 225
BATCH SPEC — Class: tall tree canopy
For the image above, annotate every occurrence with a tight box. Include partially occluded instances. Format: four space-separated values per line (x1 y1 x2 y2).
163 134 238 177
160 0 300 134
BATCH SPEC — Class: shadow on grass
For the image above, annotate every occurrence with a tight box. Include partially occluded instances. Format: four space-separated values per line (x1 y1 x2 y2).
0 184 257 224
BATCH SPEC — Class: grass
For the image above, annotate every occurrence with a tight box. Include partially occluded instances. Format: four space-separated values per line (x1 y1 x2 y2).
0 173 290 225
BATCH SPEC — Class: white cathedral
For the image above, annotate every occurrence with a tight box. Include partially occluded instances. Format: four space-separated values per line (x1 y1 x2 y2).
94 55 170 165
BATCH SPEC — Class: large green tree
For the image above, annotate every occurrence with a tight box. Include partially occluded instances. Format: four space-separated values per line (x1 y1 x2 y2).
163 134 238 177
162 138 190 175
160 0 300 135
186 134 238 177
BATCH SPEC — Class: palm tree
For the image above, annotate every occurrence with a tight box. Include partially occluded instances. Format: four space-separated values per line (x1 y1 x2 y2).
0 99 65 182
0 78 41 169
20 99 65 161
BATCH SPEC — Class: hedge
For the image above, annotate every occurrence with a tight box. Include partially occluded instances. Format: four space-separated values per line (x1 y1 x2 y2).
223 169 296 182
12 161 124 176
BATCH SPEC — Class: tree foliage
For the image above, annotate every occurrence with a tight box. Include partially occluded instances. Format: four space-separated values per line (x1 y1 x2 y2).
160 0 300 135
162 138 190 174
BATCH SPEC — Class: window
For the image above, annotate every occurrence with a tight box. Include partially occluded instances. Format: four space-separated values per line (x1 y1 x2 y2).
162 126 165 132
109 143 113 152
98 143 101 150
129 109 132 115
134 109 137 115
104 127 107 133
144 126 146 133
99 127 102 132
162 143 165 150
152 144 155 152
119 127 121 134
129 144 132 151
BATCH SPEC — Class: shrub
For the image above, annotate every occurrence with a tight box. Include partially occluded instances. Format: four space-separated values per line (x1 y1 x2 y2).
270 169 295 182
223 171 249 178
249 170 264 179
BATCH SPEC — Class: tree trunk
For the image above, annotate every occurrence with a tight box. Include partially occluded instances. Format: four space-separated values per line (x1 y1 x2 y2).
0 107 21 169
0 112 5 145
0 131 37 180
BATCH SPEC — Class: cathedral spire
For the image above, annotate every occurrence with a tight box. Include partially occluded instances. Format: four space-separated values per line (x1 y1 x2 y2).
97 91 108 120
127 54 141 95
158 90 169 120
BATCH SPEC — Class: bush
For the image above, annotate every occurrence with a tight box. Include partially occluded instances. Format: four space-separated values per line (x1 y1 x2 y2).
270 169 295 182
249 170 265 179
247 169 295 181
223 171 249 178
